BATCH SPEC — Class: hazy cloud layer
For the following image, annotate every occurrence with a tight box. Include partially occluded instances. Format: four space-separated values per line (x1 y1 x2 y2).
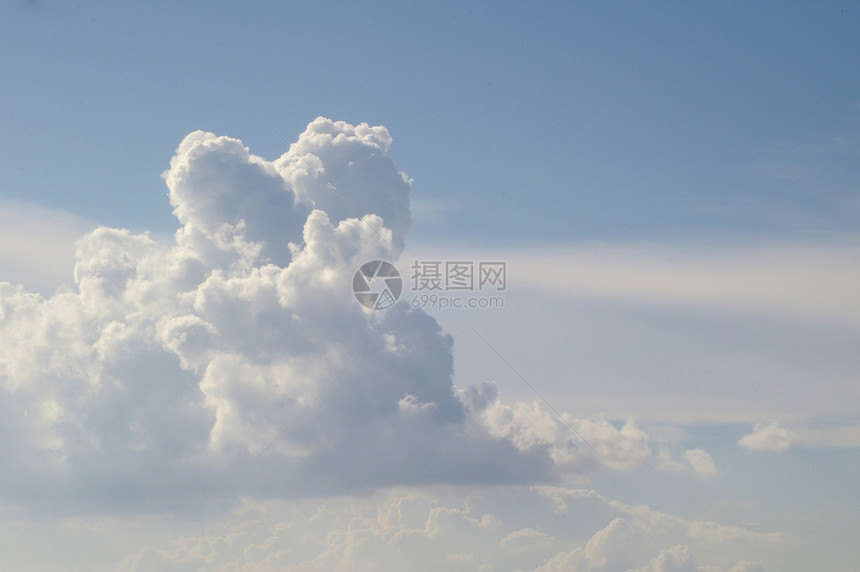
509 244 860 329
0 201 96 295
116 486 777 571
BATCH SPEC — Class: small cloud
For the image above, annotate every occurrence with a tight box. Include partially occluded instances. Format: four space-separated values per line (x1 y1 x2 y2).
738 421 797 452
654 446 687 473
682 449 717 477
500 527 553 552
655 446 716 477
466 513 501 529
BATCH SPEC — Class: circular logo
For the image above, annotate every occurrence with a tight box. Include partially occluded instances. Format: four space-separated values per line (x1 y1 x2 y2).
352 260 402 310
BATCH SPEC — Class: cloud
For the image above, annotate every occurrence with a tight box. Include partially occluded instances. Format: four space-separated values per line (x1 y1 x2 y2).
531 487 776 572
479 400 652 473
404 239 860 426
655 446 717 477
0 117 659 514
655 446 688 473
739 421 860 451
738 422 798 452
500 527 554 552
507 242 860 329
630 544 696 572
682 449 718 477
0 201 96 295
114 487 777 572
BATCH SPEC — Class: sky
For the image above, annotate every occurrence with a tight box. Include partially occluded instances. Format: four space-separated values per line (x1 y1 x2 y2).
1 1 859 571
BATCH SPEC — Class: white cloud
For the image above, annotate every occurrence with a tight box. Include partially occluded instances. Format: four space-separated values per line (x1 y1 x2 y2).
7 117 838 571
507 242 860 330
739 421 860 451
738 422 798 452
113 487 778 572
653 447 718 478
630 544 696 572
531 487 777 572
403 238 860 426
683 449 718 477
500 527 554 552
479 399 652 473
0 118 663 515
655 446 688 473
0 201 96 295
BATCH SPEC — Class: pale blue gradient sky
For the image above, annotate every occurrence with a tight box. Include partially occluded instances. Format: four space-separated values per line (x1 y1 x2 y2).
3 2 859 242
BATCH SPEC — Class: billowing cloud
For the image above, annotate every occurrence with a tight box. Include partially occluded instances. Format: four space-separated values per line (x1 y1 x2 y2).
0 117 659 514
479 399 652 472
114 487 777 571
738 422 798 452
531 487 776 572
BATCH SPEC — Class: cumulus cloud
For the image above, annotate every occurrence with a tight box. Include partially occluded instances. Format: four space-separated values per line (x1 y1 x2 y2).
630 544 697 572
479 401 652 473
654 446 717 477
683 448 718 477
0 117 658 513
531 487 776 572
115 487 776 572
500 527 554 552
655 446 688 473
738 422 798 452
738 421 860 451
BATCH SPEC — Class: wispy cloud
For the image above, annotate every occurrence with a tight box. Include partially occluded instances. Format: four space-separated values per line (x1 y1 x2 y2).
507 242 860 329
0 201 96 295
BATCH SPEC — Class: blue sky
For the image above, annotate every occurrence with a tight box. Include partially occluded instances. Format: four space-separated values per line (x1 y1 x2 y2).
4 2 859 241
1 2 860 571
